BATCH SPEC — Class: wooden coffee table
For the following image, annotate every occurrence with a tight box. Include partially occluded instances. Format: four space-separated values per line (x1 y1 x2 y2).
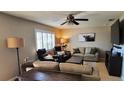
19 69 82 81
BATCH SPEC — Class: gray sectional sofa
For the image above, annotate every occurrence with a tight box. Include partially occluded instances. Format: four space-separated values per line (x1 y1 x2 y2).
21 47 100 81
72 47 99 62
21 61 100 81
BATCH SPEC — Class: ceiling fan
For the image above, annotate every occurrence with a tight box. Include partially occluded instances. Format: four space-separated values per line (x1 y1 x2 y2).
61 14 88 25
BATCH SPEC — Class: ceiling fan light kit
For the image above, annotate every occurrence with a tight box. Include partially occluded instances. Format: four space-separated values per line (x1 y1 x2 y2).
61 14 88 25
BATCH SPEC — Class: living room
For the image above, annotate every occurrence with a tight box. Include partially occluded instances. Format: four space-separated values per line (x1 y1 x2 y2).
0 11 124 81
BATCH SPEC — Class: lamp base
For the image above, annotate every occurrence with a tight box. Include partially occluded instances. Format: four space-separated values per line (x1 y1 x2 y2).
16 48 21 75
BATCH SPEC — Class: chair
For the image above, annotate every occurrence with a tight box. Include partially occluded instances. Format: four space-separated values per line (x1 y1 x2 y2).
54 46 62 52
37 49 54 61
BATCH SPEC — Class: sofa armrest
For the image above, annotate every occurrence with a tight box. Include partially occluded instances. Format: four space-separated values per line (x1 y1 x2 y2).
95 52 99 57
95 52 99 61
21 62 34 73
81 67 100 81
81 74 100 81
24 56 38 63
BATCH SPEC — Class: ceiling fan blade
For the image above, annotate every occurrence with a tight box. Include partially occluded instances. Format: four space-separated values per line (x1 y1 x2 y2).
75 19 88 21
72 20 79 25
61 21 67 25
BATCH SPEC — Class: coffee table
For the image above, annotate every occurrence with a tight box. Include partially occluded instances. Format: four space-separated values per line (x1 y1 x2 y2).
19 69 82 81
66 56 83 64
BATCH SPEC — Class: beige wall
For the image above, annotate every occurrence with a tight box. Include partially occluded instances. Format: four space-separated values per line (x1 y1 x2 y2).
0 13 59 80
54 29 63 45
61 26 112 57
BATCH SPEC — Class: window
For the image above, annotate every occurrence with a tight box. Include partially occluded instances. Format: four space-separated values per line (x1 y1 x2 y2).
35 29 55 50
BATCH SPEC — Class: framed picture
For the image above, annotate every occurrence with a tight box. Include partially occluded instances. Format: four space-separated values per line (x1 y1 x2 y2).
79 33 96 42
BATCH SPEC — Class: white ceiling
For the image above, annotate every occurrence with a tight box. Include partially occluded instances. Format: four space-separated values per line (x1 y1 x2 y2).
3 11 124 29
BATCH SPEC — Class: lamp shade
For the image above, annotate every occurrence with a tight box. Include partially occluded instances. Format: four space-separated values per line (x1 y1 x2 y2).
60 38 65 43
7 37 24 48
60 38 69 43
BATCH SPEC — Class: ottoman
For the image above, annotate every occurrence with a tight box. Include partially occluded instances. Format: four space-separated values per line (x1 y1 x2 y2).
66 56 83 64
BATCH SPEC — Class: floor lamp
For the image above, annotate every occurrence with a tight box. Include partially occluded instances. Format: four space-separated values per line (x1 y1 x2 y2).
7 37 24 75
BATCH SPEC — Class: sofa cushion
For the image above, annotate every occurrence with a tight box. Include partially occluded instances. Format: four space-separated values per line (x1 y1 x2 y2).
33 61 59 71
59 63 93 75
73 53 84 57
90 48 97 54
84 54 95 57
85 47 92 54
81 67 100 81
44 54 54 60
84 54 98 61
81 74 100 81
84 54 96 61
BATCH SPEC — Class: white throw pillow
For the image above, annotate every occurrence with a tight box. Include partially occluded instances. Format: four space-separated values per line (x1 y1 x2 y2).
85 47 92 54
44 54 53 59
57 51 65 55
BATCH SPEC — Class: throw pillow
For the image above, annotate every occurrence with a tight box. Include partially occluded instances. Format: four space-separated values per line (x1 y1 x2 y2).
37 49 48 60
90 48 97 54
85 47 92 54
79 47 85 54
44 54 54 60
73 48 80 54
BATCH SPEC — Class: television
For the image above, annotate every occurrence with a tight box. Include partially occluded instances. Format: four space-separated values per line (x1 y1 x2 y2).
111 19 120 45
120 19 124 44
